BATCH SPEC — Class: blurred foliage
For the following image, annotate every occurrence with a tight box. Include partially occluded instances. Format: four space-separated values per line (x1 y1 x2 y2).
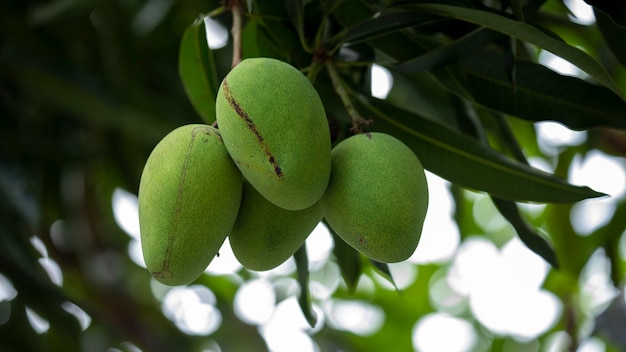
1 0 626 351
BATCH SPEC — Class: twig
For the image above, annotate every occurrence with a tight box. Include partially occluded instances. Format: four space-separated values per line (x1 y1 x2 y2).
325 62 371 134
229 0 244 68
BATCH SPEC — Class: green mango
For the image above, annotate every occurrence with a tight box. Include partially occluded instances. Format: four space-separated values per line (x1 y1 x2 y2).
138 124 243 286
229 182 323 271
215 57 331 211
320 132 429 263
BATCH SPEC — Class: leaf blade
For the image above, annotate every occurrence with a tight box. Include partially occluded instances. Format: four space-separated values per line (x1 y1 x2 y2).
410 3 625 100
452 50 626 130
355 96 604 203
178 18 219 124
294 244 317 328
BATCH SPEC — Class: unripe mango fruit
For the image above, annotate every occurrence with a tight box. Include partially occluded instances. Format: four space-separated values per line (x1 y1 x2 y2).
229 182 323 271
320 132 428 263
138 124 243 286
215 57 331 211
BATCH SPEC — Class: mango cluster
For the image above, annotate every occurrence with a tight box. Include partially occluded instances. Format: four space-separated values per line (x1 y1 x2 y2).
138 58 428 286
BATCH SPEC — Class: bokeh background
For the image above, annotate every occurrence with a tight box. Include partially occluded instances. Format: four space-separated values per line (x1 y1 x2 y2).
2 0 626 351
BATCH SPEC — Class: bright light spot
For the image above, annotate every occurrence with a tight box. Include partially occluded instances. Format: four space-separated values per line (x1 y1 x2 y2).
429 271 467 315
61 301 91 331
201 340 222 352
566 0 596 25
112 188 140 240
234 278 276 325
568 151 625 235
578 337 606 352
570 201 615 235
538 50 585 78
387 261 418 290
205 240 242 275
306 222 334 271
39 257 63 287
29 235 63 286
371 64 393 99
472 195 509 232
412 312 477 352
162 285 222 335
354 274 376 297
579 250 620 314
371 261 418 291
500 237 550 289
536 121 586 156
255 257 296 277
26 307 49 334
447 237 500 296
128 239 146 268
271 277 300 300
0 274 17 302
448 237 561 340
543 331 573 352
119 341 142 352
310 261 341 299
528 156 554 173
570 151 626 198
204 16 229 49
259 297 323 352
326 299 385 336
30 236 48 257
409 172 459 264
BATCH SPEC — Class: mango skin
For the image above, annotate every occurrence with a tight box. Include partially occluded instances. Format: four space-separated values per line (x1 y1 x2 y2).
215 58 331 211
138 124 243 286
229 182 323 271
320 132 428 263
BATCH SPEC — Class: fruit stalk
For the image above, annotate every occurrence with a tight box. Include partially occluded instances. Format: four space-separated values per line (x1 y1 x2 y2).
229 0 244 68
325 62 371 133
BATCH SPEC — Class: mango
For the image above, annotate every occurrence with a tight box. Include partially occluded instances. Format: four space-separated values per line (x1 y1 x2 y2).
320 132 428 263
215 57 331 211
138 124 243 286
229 181 323 271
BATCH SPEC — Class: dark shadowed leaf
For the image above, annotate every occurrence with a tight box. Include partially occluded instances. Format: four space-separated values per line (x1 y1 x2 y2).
354 96 604 203
448 50 626 130
327 221 362 293
369 260 398 291
492 198 559 267
179 17 219 124
335 10 439 48
595 8 626 69
409 3 625 100
294 244 317 327
394 28 503 73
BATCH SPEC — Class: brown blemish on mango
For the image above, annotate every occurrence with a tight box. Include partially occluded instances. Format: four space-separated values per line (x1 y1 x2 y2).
222 80 283 178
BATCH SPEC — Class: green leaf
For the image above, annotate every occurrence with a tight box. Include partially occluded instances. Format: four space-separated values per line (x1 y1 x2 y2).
369 260 398 291
335 9 439 48
492 198 559 267
353 96 604 203
394 28 503 73
294 244 317 328
285 0 309 52
448 50 626 130
595 8 626 69
409 3 625 100
327 221 362 293
179 17 219 124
